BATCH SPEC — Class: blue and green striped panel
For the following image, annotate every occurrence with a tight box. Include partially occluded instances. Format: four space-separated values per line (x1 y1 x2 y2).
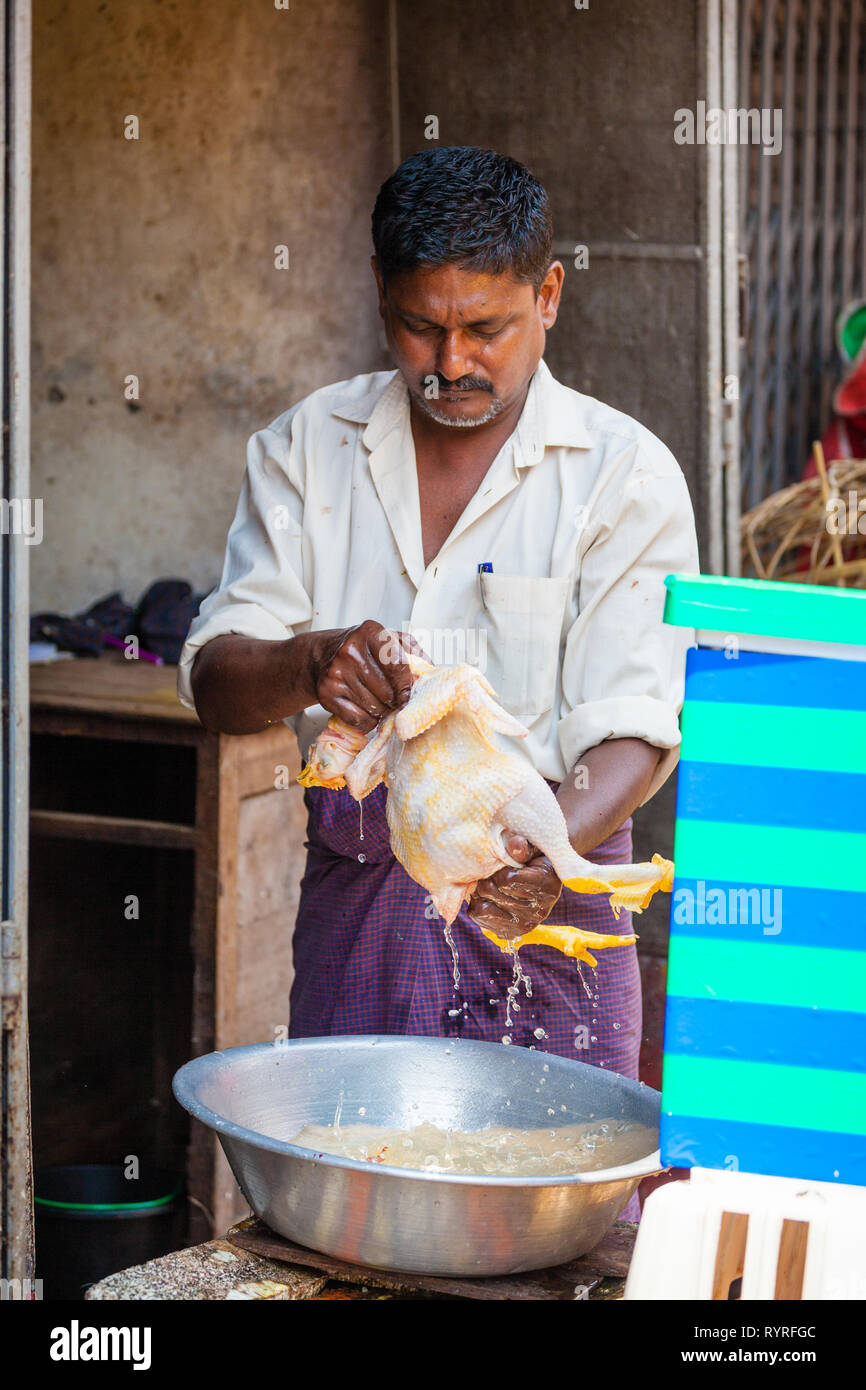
660 645 866 1184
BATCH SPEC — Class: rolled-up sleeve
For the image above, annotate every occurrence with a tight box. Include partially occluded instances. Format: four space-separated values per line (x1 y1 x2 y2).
557 452 699 803
177 413 312 711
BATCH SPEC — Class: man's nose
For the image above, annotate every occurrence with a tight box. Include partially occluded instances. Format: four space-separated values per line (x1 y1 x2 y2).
436 332 475 381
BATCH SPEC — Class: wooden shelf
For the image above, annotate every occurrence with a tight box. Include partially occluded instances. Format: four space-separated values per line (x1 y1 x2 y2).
29 653 308 1241
30 808 197 850
29 650 199 724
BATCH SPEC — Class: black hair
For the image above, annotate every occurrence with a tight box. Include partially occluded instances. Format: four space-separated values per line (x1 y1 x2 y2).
371 146 553 295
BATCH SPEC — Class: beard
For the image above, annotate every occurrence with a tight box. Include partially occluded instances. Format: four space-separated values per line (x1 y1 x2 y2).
409 376 506 429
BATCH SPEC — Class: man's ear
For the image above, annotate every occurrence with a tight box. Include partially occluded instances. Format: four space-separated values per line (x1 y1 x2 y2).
371 255 387 317
538 260 565 329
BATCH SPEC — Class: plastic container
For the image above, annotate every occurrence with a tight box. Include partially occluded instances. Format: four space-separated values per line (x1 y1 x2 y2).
35 1165 185 1300
660 573 866 1184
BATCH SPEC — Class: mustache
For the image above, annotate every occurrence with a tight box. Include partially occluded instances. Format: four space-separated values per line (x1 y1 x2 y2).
426 374 494 394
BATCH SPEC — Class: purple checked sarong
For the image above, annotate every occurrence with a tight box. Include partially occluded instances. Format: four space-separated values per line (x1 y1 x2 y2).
289 782 642 1076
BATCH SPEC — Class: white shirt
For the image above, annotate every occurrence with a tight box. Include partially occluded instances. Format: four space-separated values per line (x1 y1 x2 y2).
178 359 699 803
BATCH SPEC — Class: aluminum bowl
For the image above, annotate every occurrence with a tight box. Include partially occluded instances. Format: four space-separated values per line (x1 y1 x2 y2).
173 1035 662 1277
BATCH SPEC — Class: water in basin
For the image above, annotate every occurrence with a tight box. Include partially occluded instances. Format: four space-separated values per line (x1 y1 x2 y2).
290 1116 656 1177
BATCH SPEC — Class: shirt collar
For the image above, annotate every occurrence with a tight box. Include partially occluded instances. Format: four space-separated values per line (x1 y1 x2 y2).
330 357 593 458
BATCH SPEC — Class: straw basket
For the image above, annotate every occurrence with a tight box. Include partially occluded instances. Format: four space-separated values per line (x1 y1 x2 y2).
740 448 866 589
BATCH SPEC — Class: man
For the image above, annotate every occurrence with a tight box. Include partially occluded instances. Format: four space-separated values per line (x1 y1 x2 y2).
178 146 699 1079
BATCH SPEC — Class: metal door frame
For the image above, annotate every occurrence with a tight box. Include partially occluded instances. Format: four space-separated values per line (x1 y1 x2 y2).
1 0 32 1287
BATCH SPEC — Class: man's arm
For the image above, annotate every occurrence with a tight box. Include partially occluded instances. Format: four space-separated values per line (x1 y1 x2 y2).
466 736 662 941
190 621 416 736
554 736 662 855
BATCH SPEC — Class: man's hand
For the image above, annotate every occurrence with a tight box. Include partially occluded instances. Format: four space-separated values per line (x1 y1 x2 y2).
467 834 562 942
311 620 418 732
190 622 423 737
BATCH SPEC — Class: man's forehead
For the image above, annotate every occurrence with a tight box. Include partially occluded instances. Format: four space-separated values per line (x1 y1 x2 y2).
385 263 532 319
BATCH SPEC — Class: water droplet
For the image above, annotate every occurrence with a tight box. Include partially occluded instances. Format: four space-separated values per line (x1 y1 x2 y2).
533 1027 547 1040
575 962 593 999
612 1021 621 1030
357 852 366 863
590 1035 598 1043
358 1106 366 1115
504 953 532 1030
489 997 498 1006
447 1009 461 1018
443 922 460 988
501 1034 512 1045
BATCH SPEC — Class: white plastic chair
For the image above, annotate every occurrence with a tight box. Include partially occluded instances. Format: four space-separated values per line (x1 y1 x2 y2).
624 1167 866 1300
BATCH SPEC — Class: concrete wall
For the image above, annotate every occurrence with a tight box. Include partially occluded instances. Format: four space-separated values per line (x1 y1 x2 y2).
31 0 391 613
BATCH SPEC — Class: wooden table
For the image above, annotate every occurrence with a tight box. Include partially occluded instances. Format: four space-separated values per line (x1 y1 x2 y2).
29 653 308 1240
84 1218 636 1300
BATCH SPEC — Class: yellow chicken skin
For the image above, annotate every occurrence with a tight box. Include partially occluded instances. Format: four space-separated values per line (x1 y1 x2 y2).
299 658 674 956
297 717 368 790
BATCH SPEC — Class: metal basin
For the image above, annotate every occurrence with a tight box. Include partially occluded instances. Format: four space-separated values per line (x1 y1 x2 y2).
173 1035 662 1277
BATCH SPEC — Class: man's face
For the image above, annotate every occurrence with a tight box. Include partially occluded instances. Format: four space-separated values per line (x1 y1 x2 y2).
372 260 563 429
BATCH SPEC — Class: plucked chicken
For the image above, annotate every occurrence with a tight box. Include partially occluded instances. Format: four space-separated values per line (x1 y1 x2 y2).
299 657 674 962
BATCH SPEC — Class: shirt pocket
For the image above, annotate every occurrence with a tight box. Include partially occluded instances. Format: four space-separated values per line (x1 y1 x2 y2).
478 573 571 718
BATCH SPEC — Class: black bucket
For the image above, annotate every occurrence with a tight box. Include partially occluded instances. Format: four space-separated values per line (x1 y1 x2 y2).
35 1165 186 1300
